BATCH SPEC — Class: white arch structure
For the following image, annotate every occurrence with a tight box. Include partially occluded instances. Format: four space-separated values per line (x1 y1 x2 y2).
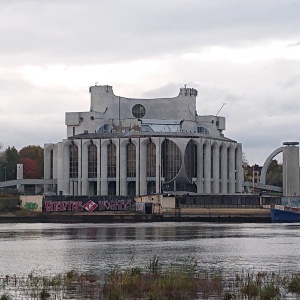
260 147 283 185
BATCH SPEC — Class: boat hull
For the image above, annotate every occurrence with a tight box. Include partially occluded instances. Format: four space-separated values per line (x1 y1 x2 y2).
271 208 300 223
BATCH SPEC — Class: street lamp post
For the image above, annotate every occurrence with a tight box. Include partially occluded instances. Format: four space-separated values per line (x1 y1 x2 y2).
3 167 6 181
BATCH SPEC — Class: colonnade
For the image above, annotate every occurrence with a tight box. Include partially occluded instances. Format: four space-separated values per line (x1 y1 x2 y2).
44 137 243 196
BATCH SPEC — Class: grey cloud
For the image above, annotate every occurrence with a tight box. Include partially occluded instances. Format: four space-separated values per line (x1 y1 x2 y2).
279 75 300 89
287 41 300 47
1 0 300 65
142 83 181 98
1 0 300 166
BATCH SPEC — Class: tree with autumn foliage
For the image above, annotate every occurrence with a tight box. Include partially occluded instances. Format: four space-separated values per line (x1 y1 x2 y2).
19 145 44 179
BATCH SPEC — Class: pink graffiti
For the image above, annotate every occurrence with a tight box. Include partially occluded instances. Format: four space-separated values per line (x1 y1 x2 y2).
45 201 83 212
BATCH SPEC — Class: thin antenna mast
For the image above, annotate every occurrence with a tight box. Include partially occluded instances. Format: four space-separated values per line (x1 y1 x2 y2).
216 103 226 116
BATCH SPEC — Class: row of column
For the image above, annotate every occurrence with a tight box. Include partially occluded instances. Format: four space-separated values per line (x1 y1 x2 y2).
44 137 243 196
199 140 243 194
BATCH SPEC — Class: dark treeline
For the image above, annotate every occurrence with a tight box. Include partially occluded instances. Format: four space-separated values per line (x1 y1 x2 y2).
0 145 44 181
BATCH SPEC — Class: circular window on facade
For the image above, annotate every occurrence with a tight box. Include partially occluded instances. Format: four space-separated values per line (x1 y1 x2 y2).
132 104 146 118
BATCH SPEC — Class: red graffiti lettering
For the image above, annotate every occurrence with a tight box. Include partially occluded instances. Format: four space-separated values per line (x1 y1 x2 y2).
44 201 83 212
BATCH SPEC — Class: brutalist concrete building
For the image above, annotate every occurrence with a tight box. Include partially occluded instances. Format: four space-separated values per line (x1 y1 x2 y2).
44 85 243 196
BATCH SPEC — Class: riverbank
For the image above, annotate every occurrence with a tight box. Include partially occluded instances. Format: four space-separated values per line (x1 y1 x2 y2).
3 263 299 299
2 264 299 299
0 207 271 223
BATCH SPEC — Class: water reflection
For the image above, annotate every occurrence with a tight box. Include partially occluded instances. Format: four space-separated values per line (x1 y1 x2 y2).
1 223 300 276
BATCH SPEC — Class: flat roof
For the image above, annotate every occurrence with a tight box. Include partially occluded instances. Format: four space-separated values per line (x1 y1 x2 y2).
69 131 236 142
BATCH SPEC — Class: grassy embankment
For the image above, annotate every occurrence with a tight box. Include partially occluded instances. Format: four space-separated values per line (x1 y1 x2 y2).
0 194 20 213
1 257 300 299
0 194 40 217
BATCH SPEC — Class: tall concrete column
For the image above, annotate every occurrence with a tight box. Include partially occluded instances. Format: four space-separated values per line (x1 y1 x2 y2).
212 142 220 193
100 141 108 196
228 145 235 193
235 144 243 193
77 141 82 196
154 137 162 194
62 142 70 195
96 139 101 195
139 139 147 196
81 141 89 196
134 139 140 196
221 144 228 194
204 140 211 193
43 144 53 193
196 139 203 194
283 142 300 196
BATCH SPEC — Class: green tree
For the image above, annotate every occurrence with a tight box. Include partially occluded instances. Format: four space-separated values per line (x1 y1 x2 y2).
266 160 283 187
0 146 20 181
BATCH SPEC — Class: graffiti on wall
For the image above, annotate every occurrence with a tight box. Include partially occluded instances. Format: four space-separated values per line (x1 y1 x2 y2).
44 201 83 213
43 198 132 213
24 202 38 210
98 199 131 211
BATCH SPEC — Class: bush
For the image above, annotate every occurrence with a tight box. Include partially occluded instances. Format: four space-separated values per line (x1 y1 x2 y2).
0 294 13 300
287 274 300 294
0 197 21 212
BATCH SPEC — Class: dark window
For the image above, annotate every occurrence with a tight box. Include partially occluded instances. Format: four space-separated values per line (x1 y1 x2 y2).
88 144 97 178
147 142 156 177
132 104 146 118
197 126 209 135
127 143 136 177
161 139 182 183
147 181 156 195
127 181 136 196
69 144 78 178
184 140 197 182
107 143 116 178
98 124 109 133
108 181 116 195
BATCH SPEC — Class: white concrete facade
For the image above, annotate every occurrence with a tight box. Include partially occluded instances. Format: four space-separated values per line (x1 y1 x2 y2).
283 143 300 196
44 85 243 196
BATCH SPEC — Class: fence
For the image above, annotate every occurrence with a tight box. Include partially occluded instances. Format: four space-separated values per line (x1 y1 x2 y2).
177 195 281 208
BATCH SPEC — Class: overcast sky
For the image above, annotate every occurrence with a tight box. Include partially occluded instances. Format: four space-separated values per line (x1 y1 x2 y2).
1 0 300 165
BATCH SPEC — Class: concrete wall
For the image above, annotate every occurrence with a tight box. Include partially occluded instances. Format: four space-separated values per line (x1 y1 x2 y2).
135 194 175 209
283 145 300 196
65 85 226 137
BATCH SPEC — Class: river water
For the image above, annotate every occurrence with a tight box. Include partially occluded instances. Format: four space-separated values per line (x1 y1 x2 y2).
1 222 300 277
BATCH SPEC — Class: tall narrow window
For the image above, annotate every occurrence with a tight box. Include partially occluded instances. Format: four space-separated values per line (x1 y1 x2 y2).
147 181 156 195
127 143 136 177
88 144 97 178
107 143 116 178
161 139 181 183
69 144 78 178
108 182 116 195
184 140 197 182
127 182 136 196
147 142 156 177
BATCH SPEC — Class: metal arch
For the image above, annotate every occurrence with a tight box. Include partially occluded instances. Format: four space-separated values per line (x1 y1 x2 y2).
260 147 283 184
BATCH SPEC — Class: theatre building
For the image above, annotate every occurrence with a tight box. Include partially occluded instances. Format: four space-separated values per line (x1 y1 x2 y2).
44 85 243 196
